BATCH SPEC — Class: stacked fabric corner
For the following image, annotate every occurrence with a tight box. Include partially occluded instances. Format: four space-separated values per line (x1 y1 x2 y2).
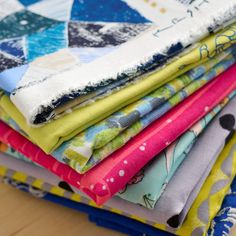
1 0 236 235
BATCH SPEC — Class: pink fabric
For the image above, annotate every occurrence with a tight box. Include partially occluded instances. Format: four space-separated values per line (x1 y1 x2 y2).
80 64 236 204
0 122 83 189
0 64 236 205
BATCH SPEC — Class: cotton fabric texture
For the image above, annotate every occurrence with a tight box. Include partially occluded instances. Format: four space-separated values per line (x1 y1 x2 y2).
0 24 235 156
117 94 233 209
1 172 234 236
76 65 236 204
171 133 236 235
0 88 230 214
0 0 234 124
0 173 172 236
141 95 236 229
1 1 236 236
208 177 236 236
1 129 236 236
0 63 236 205
53 48 236 174
1 48 235 175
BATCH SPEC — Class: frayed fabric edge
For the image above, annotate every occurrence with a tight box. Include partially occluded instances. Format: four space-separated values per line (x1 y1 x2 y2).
11 2 236 125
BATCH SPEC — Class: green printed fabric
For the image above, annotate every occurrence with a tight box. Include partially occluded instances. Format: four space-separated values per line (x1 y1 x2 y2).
53 47 236 173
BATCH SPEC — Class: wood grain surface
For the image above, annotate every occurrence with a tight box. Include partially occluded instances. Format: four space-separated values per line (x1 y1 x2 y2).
0 183 123 236
0 183 235 236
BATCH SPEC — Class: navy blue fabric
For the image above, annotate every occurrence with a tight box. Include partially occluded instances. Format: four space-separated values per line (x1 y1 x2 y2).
44 193 173 236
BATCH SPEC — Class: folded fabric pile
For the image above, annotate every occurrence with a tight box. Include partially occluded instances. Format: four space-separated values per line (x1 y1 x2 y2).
1 1 236 235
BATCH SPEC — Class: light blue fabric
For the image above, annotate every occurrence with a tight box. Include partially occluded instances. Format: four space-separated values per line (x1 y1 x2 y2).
0 64 28 93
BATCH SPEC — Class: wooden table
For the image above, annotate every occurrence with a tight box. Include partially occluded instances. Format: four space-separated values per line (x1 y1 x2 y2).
0 183 235 236
0 183 123 236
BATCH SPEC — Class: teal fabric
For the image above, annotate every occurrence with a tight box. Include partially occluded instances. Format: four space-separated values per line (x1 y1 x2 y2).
117 98 233 208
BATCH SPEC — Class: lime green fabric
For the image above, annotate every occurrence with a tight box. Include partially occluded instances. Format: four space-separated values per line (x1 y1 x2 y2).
0 24 235 154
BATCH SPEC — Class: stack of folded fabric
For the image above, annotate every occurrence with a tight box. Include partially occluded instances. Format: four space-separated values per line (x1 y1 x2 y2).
1 0 236 235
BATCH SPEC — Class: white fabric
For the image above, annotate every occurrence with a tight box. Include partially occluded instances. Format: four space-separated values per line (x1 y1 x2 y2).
10 0 236 123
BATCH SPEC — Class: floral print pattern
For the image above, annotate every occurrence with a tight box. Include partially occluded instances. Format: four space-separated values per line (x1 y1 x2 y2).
55 48 236 173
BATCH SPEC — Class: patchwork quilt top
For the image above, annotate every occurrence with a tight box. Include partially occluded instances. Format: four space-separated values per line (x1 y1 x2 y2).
0 0 235 124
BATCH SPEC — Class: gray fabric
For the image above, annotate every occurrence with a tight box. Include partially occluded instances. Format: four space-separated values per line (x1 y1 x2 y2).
1 144 235 236
103 95 236 228
1 95 236 230
177 153 220 226
146 96 236 227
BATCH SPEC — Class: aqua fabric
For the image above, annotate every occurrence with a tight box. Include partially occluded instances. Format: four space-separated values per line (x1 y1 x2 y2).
0 10 59 40
26 23 67 62
117 96 231 208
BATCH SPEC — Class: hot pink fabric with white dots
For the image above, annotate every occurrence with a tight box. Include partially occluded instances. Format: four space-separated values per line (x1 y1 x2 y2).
79 64 236 204
0 64 236 205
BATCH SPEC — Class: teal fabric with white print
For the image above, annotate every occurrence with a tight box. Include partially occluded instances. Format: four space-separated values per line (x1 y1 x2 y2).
117 95 236 208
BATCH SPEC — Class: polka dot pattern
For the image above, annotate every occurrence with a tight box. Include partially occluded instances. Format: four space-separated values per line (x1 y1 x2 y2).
119 170 125 177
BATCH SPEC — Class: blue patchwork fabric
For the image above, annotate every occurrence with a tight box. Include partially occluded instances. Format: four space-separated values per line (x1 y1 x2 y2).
18 0 41 6
0 1 153 106
26 23 67 61
70 0 150 23
0 38 25 60
0 10 59 40
68 22 150 48
0 0 234 126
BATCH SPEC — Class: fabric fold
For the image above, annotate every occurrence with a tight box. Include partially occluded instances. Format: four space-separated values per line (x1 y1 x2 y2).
0 64 236 205
1 2 236 236
1 129 236 235
56 48 236 173
0 24 235 155
78 65 236 204
117 95 235 208
2 24 236 155
10 1 236 124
